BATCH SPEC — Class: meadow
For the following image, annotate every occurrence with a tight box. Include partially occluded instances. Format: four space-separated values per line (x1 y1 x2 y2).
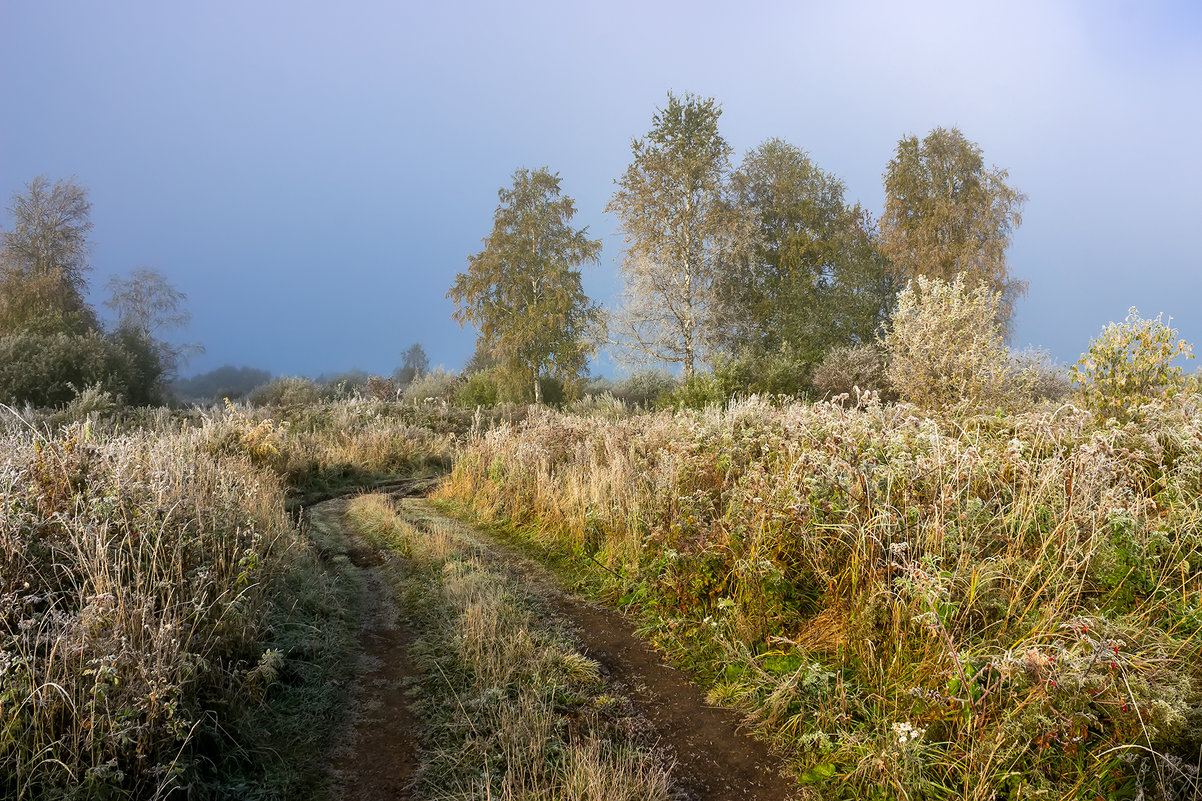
4 325 1202 799
439 393 1202 799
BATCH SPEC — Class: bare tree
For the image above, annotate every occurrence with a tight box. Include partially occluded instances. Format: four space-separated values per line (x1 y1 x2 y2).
105 268 201 381
105 268 190 336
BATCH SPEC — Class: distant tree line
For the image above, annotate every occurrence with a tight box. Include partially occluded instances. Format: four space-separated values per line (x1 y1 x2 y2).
450 92 1026 402
173 365 273 402
0 176 198 407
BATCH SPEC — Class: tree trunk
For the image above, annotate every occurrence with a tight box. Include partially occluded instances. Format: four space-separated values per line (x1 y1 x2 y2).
533 372 542 405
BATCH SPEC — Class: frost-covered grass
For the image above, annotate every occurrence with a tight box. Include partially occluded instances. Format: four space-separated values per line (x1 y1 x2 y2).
440 396 1202 799
0 399 454 799
0 418 300 798
344 494 672 801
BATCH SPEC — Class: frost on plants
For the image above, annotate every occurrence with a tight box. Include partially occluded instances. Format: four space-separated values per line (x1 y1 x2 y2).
881 274 1031 412
441 395 1202 799
1071 307 1194 420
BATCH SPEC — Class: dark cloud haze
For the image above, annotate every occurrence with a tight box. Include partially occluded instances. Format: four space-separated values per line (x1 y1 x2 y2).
2 1 1199 378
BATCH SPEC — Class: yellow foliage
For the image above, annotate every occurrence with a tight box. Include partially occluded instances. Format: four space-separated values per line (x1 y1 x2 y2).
1070 308 1194 420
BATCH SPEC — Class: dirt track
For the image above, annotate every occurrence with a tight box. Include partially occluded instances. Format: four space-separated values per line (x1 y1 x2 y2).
320 489 798 800
313 498 421 801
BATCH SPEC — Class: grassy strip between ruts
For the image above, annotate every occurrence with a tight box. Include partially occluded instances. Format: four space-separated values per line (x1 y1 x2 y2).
342 493 673 801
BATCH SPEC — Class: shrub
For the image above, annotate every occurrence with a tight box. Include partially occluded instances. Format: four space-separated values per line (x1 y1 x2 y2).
248 376 325 407
0 330 165 408
660 372 729 409
365 375 396 401
457 368 501 407
580 376 617 397
319 369 371 399
713 349 812 397
811 344 893 401
565 391 631 419
881 274 1027 412
612 370 678 408
536 376 567 405
402 367 461 404
1010 346 1071 403
1070 307 1194 420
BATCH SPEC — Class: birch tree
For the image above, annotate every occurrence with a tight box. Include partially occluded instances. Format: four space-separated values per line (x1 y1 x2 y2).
449 168 602 403
880 126 1027 336
718 138 895 364
104 268 200 385
0 176 98 335
606 93 752 379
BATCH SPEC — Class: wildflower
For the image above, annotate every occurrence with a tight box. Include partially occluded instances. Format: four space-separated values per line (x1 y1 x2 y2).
892 720 925 745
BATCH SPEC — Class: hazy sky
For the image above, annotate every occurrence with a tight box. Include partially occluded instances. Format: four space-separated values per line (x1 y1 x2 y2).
2 1 1200 379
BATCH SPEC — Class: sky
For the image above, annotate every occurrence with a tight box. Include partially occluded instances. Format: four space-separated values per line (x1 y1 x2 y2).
1 0 1200 379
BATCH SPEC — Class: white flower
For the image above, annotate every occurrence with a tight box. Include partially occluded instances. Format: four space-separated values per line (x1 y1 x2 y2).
892 720 925 745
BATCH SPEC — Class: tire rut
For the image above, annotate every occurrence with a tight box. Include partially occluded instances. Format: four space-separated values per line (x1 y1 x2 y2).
395 497 799 801
313 497 421 801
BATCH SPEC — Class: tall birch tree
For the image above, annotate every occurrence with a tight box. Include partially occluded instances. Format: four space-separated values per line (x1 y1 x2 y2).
606 93 752 379
880 126 1027 336
449 168 602 403
718 138 895 364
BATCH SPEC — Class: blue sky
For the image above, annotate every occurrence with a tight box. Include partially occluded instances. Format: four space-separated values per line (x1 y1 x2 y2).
2 1 1199 378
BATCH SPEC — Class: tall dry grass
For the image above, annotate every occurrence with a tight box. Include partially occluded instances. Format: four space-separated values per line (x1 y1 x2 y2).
0 397 454 799
0 416 295 798
439 396 1202 798
201 399 458 502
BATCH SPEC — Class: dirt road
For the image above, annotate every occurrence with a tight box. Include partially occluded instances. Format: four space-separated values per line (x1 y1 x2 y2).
312 498 421 801
319 490 798 800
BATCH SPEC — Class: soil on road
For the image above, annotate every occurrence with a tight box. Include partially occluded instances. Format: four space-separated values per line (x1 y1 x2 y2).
318 487 798 800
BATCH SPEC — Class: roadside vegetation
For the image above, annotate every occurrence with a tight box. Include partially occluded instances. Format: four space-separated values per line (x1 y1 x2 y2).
438 298 1202 800
343 493 673 800
0 400 458 800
